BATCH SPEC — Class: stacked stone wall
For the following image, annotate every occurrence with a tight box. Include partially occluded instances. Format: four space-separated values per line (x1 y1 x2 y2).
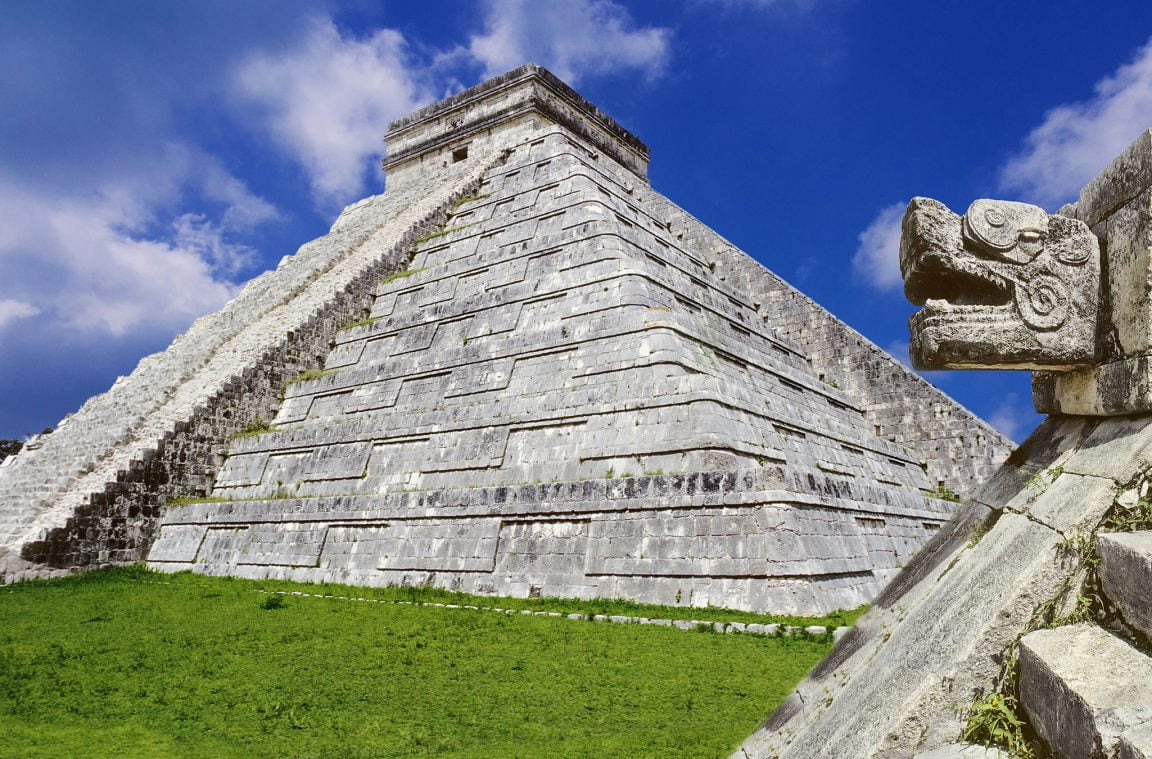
642 194 1012 497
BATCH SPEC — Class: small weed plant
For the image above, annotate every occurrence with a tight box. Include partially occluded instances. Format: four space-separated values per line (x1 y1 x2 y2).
338 316 381 331
927 484 963 503
961 692 1035 758
287 369 335 385
231 418 278 440
967 522 988 549
380 267 425 285
1104 496 1152 532
259 594 286 611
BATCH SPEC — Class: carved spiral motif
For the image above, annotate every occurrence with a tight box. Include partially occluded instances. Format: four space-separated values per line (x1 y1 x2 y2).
1016 274 1069 331
1054 238 1091 266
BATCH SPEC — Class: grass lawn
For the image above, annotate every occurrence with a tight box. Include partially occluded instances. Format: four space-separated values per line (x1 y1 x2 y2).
0 567 836 758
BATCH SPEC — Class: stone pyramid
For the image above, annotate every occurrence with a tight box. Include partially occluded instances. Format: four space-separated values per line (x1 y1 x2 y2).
0 66 1010 614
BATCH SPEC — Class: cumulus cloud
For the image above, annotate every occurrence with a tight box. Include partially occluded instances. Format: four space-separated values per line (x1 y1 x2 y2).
999 36 1152 208
464 0 670 84
232 3 670 207
235 20 432 208
852 202 906 291
0 176 249 337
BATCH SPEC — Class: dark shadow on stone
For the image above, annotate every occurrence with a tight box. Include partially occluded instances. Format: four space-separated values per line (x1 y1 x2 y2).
808 624 874 682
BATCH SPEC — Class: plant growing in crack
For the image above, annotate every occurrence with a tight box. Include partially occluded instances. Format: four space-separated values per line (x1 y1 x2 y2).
961 692 1036 759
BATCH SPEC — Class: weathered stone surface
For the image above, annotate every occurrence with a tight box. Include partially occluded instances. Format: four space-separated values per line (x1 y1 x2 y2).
1098 531 1152 641
1119 724 1152 759
737 414 1152 758
1019 624 1152 759
1035 136 1152 416
900 197 1100 371
912 744 1010 759
0 140 503 583
1072 129 1152 229
129 67 1011 614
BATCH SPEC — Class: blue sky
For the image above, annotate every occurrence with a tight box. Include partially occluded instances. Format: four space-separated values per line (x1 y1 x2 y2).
2 0 1152 443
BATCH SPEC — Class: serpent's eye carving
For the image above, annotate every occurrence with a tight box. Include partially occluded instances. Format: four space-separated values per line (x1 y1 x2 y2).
900 197 1100 371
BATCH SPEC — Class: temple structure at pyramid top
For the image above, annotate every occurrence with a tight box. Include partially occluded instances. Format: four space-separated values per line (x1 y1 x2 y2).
0 65 1011 613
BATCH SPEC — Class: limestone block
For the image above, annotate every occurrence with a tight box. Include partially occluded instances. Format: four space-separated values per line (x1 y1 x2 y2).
148 524 207 563
1019 624 1152 759
1120 724 1152 759
1097 531 1152 640
1062 415 1152 483
1075 130 1152 228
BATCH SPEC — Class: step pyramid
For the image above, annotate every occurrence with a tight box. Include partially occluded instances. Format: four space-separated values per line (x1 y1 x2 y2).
141 67 1006 613
1 66 1010 614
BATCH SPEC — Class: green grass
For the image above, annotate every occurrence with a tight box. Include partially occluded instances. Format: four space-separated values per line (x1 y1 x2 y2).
0 567 836 758
379 268 425 285
252 576 866 629
337 316 382 331
286 369 335 385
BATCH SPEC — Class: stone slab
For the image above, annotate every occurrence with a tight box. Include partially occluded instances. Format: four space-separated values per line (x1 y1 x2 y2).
1019 624 1152 759
1098 531 1152 641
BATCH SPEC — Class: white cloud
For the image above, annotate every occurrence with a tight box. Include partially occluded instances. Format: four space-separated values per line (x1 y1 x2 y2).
988 393 1029 443
0 299 39 330
234 19 432 208
999 37 1152 208
852 202 905 291
0 177 247 337
231 5 670 208
466 0 670 84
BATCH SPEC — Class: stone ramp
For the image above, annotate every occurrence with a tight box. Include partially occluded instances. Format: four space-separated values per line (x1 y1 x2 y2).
737 414 1152 757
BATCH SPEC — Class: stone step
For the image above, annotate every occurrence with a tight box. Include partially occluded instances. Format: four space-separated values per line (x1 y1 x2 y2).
1018 624 1152 758
1098 531 1152 640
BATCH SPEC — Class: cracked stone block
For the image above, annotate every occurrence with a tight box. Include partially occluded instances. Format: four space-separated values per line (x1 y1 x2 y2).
1019 624 1152 759
1098 531 1152 641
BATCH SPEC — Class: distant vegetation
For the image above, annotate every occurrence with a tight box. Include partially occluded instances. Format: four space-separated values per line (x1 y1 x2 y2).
0 427 52 463
0 567 840 757
0 440 21 463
